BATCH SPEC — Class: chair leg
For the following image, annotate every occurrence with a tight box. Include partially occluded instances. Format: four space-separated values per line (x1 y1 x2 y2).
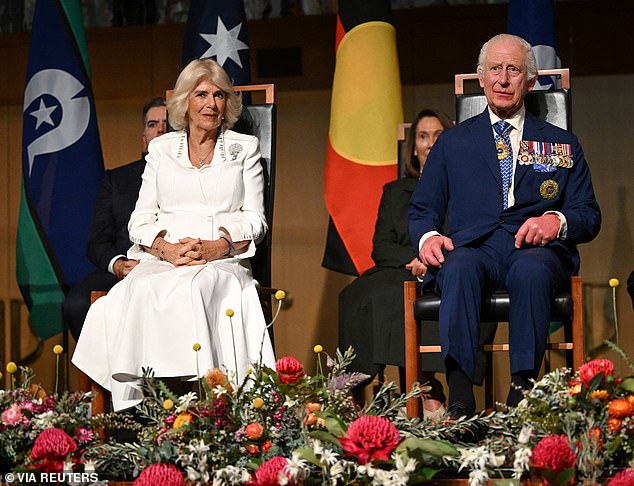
484 351 494 412
571 275 584 369
404 281 420 418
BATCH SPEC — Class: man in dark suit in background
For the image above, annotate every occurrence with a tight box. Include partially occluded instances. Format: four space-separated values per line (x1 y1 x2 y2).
64 97 166 340
409 34 601 417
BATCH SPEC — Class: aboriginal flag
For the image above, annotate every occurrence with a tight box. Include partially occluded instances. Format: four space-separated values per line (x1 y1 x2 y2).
16 0 104 339
322 0 403 275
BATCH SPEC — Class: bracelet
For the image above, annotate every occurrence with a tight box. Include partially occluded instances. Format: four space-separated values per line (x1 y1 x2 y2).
220 236 234 257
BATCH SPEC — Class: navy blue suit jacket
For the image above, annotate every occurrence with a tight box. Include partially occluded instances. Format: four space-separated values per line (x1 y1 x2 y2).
409 108 601 275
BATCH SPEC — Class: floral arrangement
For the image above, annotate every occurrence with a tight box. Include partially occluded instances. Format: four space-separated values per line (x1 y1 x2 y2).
0 351 97 473
82 346 458 484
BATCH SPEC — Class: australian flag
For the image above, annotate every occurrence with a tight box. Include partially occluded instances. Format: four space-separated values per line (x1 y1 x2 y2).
17 0 104 339
182 0 251 87
508 0 562 90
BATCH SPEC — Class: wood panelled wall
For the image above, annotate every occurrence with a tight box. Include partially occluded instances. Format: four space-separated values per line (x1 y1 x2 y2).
1 2 634 404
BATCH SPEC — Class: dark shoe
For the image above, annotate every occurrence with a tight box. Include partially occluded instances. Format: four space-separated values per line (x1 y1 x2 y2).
446 402 475 420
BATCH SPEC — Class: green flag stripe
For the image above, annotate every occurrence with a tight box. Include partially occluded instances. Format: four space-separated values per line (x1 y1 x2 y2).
16 182 64 339
59 0 92 78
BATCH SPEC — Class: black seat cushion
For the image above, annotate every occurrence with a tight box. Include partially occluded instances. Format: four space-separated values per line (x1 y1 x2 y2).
414 289 573 323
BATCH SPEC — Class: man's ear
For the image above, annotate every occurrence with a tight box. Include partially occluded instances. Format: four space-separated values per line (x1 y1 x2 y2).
528 73 538 91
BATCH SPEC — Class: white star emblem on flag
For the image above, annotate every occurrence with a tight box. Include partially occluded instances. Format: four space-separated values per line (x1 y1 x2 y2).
30 98 58 129
199 17 248 68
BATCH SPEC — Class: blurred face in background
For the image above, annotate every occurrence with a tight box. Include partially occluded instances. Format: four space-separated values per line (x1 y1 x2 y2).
143 105 167 149
414 116 445 171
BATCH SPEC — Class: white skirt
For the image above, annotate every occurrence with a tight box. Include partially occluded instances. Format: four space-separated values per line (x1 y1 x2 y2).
72 259 275 411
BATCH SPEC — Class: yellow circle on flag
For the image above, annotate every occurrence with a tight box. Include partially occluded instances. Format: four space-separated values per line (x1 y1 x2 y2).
329 21 403 166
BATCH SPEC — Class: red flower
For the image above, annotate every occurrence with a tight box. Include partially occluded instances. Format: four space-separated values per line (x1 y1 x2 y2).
74 427 94 444
251 456 295 486
578 359 614 387
245 422 264 440
276 356 304 384
134 463 185 486
607 469 634 486
31 428 77 460
531 434 576 473
338 415 401 465
246 444 260 455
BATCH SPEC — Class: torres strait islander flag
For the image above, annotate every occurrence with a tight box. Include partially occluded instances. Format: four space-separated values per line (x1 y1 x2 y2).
322 0 403 275
17 0 104 339
508 0 562 90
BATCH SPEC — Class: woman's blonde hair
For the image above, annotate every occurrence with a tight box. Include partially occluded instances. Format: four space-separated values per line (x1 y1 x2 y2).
167 59 242 131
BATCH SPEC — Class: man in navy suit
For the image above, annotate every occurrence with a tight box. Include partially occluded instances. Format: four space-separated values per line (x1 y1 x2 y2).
63 97 166 340
409 34 601 417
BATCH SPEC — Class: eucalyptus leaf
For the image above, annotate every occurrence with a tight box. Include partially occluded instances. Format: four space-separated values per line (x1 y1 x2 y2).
308 430 342 447
396 437 459 458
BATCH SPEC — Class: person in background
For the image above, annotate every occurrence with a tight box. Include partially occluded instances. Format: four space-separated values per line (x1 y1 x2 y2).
73 59 275 411
339 109 452 418
63 97 166 341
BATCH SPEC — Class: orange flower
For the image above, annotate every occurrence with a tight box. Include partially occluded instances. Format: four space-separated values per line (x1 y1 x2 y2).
627 395 634 406
608 398 633 419
588 390 609 401
205 368 233 395
607 418 623 433
304 413 318 426
246 444 260 456
567 382 582 396
261 440 273 453
173 412 193 429
245 422 264 440
306 402 321 413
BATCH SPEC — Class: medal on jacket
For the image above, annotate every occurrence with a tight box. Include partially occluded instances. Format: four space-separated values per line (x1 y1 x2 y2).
496 138 510 160
540 179 559 200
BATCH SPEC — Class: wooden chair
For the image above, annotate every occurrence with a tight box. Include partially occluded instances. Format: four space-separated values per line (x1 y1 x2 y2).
404 69 584 418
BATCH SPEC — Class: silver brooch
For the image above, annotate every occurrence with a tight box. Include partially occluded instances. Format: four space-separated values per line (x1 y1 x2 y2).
228 143 243 160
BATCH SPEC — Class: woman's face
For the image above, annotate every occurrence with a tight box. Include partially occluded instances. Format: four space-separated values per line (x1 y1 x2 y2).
187 79 226 133
414 116 445 171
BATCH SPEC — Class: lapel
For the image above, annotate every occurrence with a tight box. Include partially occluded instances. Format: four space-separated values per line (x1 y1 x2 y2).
513 112 544 188
467 109 502 185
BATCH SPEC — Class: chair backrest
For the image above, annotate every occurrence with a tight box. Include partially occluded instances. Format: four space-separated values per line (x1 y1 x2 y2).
165 84 276 287
232 84 276 287
455 68 571 129
397 122 411 179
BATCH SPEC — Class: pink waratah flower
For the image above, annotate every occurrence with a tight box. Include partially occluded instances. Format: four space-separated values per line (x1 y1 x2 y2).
578 359 615 387
74 427 94 443
1 404 26 426
607 469 634 486
134 463 185 486
338 415 401 465
276 356 304 384
531 434 576 473
251 456 295 486
30 428 78 472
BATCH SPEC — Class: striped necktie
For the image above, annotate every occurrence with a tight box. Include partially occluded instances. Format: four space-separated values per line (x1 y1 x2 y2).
494 120 513 209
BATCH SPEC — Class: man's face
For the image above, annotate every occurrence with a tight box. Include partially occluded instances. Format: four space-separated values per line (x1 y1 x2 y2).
478 39 536 119
142 105 167 149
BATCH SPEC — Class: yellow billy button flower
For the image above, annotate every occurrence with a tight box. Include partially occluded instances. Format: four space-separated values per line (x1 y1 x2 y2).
252 397 265 409
53 345 64 355
313 344 323 354
192 343 201 352
274 289 286 301
609 278 620 288
163 399 174 410
6 362 18 374
225 309 234 317
246 368 252 376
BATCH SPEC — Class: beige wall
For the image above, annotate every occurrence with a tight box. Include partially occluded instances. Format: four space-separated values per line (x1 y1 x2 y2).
1 24 633 401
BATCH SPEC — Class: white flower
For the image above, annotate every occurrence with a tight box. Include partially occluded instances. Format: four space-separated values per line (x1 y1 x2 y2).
518 425 533 444
488 453 505 468
286 452 309 480
176 391 198 412
319 448 339 466
329 461 345 479
458 445 490 471
84 460 96 473
468 468 489 486
512 446 532 479
394 454 417 474
312 439 324 456
213 384 228 397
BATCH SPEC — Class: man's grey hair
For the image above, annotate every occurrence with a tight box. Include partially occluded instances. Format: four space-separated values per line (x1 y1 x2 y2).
476 33 537 80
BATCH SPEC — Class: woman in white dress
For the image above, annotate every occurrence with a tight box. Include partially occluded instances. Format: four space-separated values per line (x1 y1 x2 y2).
72 59 276 411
